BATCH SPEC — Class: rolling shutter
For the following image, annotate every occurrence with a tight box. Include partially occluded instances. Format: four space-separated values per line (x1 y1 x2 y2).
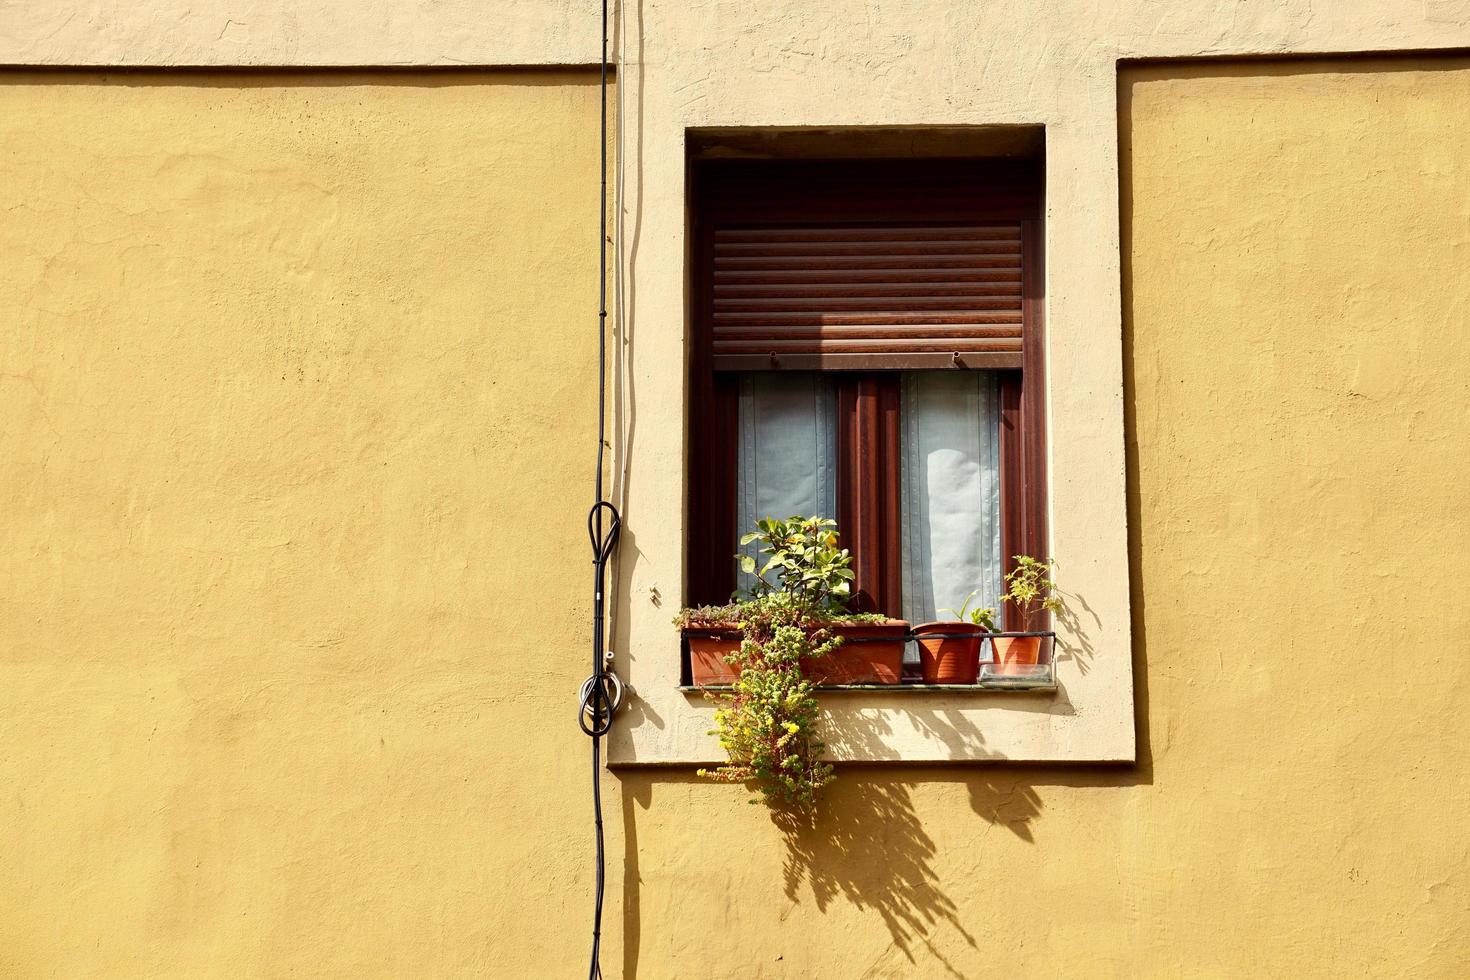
710 222 1027 370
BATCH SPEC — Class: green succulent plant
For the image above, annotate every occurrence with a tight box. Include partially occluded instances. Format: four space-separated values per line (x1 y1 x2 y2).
938 590 998 631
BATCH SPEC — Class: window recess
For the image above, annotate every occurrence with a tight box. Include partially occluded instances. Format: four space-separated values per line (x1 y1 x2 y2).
688 157 1048 633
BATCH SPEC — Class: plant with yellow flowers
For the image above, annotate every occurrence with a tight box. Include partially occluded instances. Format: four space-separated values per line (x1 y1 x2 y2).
697 590 836 808
695 516 863 808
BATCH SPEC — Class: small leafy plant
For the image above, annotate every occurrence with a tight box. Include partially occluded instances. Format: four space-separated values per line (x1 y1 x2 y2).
1003 555 1063 630
739 516 855 612
939 590 998 631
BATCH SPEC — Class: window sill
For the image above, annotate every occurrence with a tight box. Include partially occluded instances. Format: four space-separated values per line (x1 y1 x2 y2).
612 603 1130 765
608 632 1133 767
679 664 1058 693
682 684 1054 693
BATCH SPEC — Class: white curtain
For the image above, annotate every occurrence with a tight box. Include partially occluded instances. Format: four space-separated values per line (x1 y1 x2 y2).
900 372 1003 628
735 373 838 593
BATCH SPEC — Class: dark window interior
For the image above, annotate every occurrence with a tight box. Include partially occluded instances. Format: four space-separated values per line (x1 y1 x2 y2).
687 156 1047 629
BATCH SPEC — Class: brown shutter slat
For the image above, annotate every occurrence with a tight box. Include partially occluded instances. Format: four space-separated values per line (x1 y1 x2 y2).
714 313 1021 326
710 222 1026 370
716 225 1021 242
712 326 1024 339
717 270 1020 284
715 255 1021 270
716 243 1022 257
718 283 1022 298
716 298 1020 313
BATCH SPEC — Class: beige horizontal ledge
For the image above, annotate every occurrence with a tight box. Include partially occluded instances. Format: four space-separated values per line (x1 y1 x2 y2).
677 682 1056 693
608 676 1134 767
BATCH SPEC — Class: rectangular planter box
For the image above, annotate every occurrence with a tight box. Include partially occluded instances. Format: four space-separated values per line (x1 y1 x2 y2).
804 621 909 686
686 629 742 686
684 621 911 687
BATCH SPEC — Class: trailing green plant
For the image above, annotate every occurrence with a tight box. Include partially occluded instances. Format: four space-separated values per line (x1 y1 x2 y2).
696 592 836 808
1003 555 1063 630
738 515 855 613
691 515 864 809
938 590 998 631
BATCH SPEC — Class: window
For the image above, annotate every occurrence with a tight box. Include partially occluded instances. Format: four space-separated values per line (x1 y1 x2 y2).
688 158 1047 633
613 131 1133 765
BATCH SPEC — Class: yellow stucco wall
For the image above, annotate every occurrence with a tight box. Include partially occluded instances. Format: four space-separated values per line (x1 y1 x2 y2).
4 59 1470 978
0 72 605 977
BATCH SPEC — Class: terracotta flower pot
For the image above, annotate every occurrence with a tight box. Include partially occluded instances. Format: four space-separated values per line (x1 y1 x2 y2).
685 629 742 686
912 622 984 684
990 634 1043 675
804 621 909 686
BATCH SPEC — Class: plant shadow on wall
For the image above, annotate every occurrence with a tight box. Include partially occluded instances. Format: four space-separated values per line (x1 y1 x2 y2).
773 776 987 977
616 769 1037 980
1054 583 1102 677
768 720 1049 975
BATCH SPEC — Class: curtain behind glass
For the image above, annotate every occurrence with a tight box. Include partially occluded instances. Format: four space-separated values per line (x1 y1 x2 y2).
900 372 1003 628
736 374 838 595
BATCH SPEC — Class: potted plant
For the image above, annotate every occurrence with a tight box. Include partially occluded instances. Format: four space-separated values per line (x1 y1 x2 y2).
993 555 1063 675
684 515 910 808
742 516 908 685
677 516 908 687
912 591 996 685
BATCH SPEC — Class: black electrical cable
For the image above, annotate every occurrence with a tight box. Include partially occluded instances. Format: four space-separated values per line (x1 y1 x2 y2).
578 0 621 978
580 501 619 980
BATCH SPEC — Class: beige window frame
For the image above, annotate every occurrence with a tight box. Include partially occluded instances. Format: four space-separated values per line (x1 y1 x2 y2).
605 126 1136 766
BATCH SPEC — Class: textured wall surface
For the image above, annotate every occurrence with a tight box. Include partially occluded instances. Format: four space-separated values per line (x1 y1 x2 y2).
0 1 601 66
6 0 1470 66
4 59 1470 979
0 73 603 977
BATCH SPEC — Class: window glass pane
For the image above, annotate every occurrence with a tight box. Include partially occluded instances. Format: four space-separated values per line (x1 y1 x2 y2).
736 373 838 594
900 372 1003 629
